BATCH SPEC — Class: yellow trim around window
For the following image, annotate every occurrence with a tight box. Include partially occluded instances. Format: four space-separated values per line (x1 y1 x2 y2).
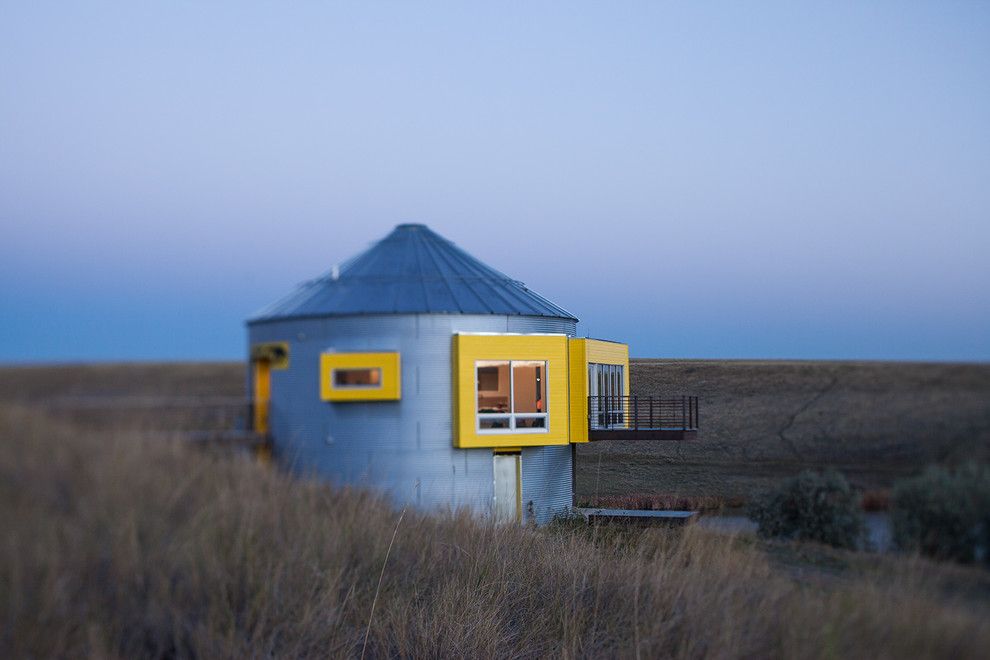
320 352 401 401
452 334 569 448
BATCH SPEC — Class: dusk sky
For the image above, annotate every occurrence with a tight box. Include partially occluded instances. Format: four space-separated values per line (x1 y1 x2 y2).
2 2 988 362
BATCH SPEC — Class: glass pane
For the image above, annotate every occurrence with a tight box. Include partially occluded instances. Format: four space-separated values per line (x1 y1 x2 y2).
514 415 547 429
477 361 510 414
479 416 511 430
333 367 382 387
512 361 547 414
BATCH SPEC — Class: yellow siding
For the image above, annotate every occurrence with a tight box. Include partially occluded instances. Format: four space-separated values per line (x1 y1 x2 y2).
568 339 588 443
320 352 401 401
586 339 631 399
452 334 570 448
567 338 630 443
253 359 271 433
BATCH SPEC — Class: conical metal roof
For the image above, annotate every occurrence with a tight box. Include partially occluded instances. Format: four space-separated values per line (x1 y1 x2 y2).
248 224 577 323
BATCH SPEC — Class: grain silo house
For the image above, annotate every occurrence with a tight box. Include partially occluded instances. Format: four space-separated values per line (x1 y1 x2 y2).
247 224 697 524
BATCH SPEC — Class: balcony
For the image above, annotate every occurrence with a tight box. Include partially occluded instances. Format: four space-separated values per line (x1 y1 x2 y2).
588 395 699 441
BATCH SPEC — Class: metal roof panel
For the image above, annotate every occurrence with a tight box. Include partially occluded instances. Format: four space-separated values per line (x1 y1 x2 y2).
248 224 577 323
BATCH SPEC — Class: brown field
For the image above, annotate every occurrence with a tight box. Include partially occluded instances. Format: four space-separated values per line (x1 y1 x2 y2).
3 359 989 505
578 359 990 505
2 363 990 658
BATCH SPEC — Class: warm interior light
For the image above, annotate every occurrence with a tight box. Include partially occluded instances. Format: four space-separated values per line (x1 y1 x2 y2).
333 367 383 388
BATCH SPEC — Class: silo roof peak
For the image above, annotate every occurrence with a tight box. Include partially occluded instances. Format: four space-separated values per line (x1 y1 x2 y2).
248 224 577 323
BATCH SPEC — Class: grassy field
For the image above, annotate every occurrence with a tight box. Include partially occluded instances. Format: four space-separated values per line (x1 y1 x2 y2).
3 359 989 506
3 384 990 657
578 359 990 505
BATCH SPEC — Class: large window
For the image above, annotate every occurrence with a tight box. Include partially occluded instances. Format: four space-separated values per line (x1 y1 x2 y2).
589 362 625 426
476 360 548 433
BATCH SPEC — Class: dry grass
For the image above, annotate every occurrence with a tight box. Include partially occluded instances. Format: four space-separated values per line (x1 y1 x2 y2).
577 493 741 513
2 402 990 658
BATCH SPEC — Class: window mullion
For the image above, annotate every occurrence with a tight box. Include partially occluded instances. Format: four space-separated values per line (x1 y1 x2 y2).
509 360 516 429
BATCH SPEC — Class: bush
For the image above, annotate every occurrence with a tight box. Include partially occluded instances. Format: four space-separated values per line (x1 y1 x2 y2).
748 469 864 549
891 463 990 565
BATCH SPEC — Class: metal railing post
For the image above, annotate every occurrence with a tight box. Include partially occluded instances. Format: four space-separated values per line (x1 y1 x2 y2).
587 394 699 437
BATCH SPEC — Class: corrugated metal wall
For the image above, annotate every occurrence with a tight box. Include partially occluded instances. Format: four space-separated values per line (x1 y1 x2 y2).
249 313 576 520
521 445 574 524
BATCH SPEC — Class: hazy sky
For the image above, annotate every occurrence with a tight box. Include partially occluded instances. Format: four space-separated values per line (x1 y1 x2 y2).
2 2 988 362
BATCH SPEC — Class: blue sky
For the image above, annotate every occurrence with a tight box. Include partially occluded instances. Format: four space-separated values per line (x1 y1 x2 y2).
2 1 988 362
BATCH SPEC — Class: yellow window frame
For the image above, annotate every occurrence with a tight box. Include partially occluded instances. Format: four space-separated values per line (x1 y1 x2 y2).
320 352 401 402
453 334 570 448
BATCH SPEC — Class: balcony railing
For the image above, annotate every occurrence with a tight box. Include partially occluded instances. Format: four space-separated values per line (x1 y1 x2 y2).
588 395 699 440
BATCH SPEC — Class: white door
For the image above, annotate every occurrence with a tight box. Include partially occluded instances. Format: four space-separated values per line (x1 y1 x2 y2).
493 453 520 523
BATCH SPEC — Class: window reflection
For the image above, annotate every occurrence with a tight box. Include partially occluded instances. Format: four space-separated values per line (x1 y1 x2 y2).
512 361 546 414
479 416 511 429
333 368 382 388
476 360 510 413
476 360 549 433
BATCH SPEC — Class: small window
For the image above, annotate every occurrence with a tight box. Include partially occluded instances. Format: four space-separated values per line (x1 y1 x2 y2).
476 359 548 433
333 367 382 388
320 352 400 401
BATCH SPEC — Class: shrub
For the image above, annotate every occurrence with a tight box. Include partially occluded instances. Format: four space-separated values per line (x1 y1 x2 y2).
747 469 864 549
891 463 990 565
860 489 892 512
